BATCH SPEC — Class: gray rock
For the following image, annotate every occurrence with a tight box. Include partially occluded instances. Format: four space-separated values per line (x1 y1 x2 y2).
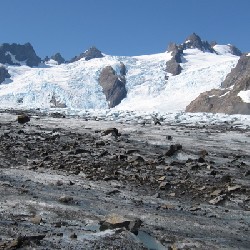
98 66 127 108
70 46 104 62
228 44 242 56
165 144 182 157
100 214 142 233
182 33 215 53
166 58 182 76
222 54 250 88
0 65 10 84
58 195 73 203
51 53 65 64
186 54 250 115
0 42 41 67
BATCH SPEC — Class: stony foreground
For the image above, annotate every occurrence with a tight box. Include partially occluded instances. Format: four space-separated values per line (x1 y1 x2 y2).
0 111 250 249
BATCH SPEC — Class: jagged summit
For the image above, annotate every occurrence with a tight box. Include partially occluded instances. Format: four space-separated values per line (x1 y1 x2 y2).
51 53 65 65
70 46 104 63
0 43 41 67
182 33 215 53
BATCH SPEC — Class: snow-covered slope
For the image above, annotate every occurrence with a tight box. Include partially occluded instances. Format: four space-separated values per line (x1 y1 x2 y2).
0 47 239 112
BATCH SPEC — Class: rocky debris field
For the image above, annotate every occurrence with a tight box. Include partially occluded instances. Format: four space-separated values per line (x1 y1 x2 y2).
0 110 250 249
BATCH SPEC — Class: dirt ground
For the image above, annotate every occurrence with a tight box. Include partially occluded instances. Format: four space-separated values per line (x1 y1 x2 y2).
0 111 249 249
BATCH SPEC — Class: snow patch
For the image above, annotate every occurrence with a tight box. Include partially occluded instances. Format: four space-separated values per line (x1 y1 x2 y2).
5 51 27 65
213 45 233 55
219 91 230 97
238 90 250 103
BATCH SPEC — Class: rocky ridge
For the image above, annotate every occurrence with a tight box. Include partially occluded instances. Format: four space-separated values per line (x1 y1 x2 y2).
186 54 250 114
50 52 65 65
98 64 127 108
70 46 104 63
0 43 41 67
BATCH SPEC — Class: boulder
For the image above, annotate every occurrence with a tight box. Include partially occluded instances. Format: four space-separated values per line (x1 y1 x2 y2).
0 43 41 67
98 66 127 108
166 43 183 76
100 214 142 233
227 44 242 56
165 144 182 156
166 58 182 76
17 114 30 124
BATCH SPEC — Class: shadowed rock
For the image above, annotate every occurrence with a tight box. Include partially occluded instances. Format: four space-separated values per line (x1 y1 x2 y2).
17 114 30 124
0 43 41 67
70 46 104 62
186 54 250 114
182 33 215 53
51 53 65 64
165 144 182 156
100 214 142 234
0 65 10 84
166 42 183 76
99 66 127 108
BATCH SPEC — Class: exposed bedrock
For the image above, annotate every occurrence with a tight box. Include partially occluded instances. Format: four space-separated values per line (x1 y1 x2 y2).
98 64 127 108
50 53 65 65
186 54 250 115
70 46 104 63
0 65 11 84
166 43 183 76
0 43 41 67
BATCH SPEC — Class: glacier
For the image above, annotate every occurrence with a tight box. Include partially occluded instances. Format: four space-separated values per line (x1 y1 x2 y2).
0 46 239 112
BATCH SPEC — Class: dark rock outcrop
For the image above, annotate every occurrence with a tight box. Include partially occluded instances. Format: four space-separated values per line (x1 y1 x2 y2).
166 43 183 76
51 53 65 65
186 54 250 115
166 57 182 76
98 65 127 108
227 45 242 56
0 65 10 84
0 43 41 67
222 54 250 88
70 46 104 63
17 114 30 124
181 33 215 53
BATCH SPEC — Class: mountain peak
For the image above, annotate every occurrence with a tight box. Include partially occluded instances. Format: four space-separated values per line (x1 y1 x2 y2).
182 33 215 53
0 42 41 67
51 53 65 65
70 46 104 63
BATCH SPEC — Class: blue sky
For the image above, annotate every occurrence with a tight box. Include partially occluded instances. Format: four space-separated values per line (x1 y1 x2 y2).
1 0 249 60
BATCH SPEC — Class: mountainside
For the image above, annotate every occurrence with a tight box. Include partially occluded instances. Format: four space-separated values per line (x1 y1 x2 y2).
0 43 41 67
0 35 249 114
186 53 250 114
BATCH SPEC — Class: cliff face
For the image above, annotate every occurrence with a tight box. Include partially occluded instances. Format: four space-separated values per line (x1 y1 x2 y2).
98 64 127 108
0 66 11 84
0 43 41 67
186 54 250 115
70 47 104 63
